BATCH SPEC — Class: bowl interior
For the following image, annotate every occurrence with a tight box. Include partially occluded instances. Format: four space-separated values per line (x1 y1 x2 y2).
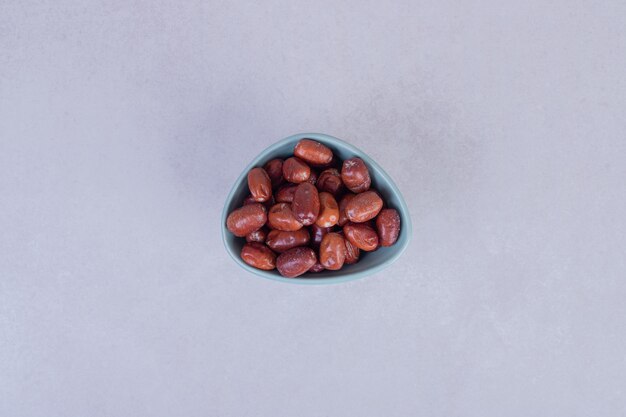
221 133 412 284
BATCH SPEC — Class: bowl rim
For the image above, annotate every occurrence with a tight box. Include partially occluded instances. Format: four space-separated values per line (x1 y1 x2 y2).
221 132 412 285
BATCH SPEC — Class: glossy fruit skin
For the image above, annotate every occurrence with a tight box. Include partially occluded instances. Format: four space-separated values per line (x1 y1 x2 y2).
319 232 346 270
241 242 276 270
246 227 268 243
226 203 267 237
345 191 383 223
228 138 404 277
316 168 344 196
315 192 339 227
307 169 318 186
243 194 274 209
343 221 379 251
276 247 317 278
242 194 256 205
247 167 272 202
343 237 360 264
338 193 356 226
275 184 297 203
310 224 331 249
265 229 310 253
267 203 303 231
341 157 371 193
308 262 325 273
291 182 320 226
294 139 333 166
376 208 401 247
264 159 285 189
282 157 311 183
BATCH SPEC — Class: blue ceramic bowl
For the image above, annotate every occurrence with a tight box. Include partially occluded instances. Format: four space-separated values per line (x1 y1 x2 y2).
221 133 412 284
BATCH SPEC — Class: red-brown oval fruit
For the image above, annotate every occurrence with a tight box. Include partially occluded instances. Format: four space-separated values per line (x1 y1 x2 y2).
316 168 344 196
242 194 256 205
240 242 276 270
282 157 311 183
307 169 318 185
264 196 275 209
315 192 339 227
276 247 317 278
343 222 379 251
294 139 333 166
291 182 320 226
226 204 267 237
341 157 371 193
323 154 342 170
246 227 268 243
345 191 383 223
243 194 274 209
319 232 346 271
344 237 360 264
247 167 272 202
265 229 310 253
308 262 325 273
376 208 401 247
338 193 356 226
264 159 284 189
275 184 297 203
310 224 331 249
268 203 303 231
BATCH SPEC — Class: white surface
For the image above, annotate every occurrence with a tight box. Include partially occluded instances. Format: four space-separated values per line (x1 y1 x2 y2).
1 1 626 416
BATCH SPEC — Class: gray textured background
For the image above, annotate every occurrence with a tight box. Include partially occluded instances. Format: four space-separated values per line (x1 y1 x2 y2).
2 1 625 416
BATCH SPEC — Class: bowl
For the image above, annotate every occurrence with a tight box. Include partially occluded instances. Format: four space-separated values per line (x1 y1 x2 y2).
221 133 412 284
